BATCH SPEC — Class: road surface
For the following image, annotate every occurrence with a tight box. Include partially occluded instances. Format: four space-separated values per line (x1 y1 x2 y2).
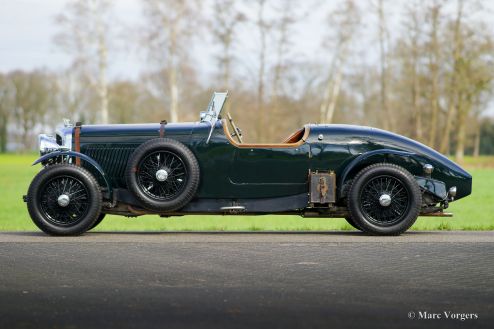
0 231 493 328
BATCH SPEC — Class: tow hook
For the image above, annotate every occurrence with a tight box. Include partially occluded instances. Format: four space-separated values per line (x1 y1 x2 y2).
22 195 27 203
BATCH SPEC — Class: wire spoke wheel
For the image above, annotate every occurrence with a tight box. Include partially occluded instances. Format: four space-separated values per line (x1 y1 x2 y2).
27 164 102 236
126 138 200 212
359 175 410 226
136 151 188 201
348 164 421 235
39 175 90 226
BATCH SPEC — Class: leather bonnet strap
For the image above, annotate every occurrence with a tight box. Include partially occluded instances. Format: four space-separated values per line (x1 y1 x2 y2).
74 122 82 166
159 120 168 138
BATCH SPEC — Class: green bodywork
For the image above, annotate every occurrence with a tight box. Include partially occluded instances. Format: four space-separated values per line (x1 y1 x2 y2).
75 119 472 205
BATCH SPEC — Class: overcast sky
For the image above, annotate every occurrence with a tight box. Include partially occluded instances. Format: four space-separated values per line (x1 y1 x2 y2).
1 0 493 116
0 0 375 81
3 0 492 76
0 0 141 78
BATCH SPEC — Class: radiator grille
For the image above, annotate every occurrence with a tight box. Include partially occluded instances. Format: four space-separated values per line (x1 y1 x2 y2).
82 144 138 188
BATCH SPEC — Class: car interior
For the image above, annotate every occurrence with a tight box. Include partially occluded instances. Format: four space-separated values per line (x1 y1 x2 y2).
222 116 309 148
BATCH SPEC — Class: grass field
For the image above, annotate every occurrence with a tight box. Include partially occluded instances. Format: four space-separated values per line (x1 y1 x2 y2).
1 153 493 231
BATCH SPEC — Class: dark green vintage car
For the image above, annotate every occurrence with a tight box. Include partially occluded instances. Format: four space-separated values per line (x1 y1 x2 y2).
25 92 471 236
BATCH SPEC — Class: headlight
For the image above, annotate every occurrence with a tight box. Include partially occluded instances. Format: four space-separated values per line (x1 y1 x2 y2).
38 134 59 156
39 126 72 156
56 127 73 151
448 186 457 198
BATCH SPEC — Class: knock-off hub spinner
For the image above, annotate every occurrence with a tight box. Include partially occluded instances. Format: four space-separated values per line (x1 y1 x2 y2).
156 169 169 182
379 194 392 207
57 194 70 207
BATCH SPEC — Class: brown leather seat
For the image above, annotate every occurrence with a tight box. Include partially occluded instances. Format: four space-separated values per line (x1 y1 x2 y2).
282 128 306 144
222 119 309 148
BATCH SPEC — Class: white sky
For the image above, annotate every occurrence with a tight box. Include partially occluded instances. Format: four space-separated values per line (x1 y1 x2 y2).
0 0 142 78
0 0 493 115
0 0 354 80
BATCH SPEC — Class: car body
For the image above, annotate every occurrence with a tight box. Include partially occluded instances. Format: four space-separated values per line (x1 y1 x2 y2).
25 92 472 235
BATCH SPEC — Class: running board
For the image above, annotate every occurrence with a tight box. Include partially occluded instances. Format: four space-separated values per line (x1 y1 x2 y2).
420 211 453 217
220 206 246 214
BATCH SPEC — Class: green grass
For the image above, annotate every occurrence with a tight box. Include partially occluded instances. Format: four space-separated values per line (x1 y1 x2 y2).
458 156 494 168
1 153 493 231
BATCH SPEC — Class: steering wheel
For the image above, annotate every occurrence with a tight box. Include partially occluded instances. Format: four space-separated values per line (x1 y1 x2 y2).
227 113 243 144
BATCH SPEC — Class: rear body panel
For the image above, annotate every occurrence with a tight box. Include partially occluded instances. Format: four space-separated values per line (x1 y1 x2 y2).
307 124 472 200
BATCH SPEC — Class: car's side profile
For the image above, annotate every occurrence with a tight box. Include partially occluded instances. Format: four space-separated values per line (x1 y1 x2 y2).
24 92 472 236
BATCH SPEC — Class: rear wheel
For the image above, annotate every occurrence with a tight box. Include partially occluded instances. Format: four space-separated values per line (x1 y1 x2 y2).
347 163 421 235
344 216 362 231
27 164 102 236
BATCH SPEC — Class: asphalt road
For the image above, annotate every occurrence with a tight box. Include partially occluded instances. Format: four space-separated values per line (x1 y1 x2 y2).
0 231 493 329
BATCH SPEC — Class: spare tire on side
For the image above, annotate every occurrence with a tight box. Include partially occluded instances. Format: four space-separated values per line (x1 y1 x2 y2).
125 138 200 212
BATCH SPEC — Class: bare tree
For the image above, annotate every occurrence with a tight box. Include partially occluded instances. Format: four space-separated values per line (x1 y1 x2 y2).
56 70 97 122
471 94 488 157
426 0 442 147
425 0 494 160
142 0 199 123
319 0 360 124
10 71 56 150
211 0 245 90
210 0 245 114
0 74 11 152
109 81 141 123
439 0 464 154
54 0 113 124
269 0 298 138
352 57 375 126
375 0 393 131
13 0 488 157
141 64 205 122
454 28 493 162
255 0 269 141
399 1 424 141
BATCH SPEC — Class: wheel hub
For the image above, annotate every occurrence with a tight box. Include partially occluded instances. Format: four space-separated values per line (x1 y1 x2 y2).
155 169 169 182
379 194 392 207
57 194 70 207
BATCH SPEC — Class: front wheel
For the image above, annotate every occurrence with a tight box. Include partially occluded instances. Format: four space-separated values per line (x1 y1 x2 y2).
27 164 102 236
347 163 421 235
89 213 106 230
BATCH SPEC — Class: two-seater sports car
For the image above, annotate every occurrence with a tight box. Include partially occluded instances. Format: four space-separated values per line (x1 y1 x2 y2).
24 92 471 236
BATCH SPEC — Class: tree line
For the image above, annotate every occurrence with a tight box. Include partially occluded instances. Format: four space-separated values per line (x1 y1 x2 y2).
0 0 493 163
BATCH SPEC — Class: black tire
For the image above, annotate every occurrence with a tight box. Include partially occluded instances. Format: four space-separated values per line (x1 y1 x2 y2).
344 216 362 231
27 164 102 236
347 163 421 235
90 213 106 230
126 138 200 212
